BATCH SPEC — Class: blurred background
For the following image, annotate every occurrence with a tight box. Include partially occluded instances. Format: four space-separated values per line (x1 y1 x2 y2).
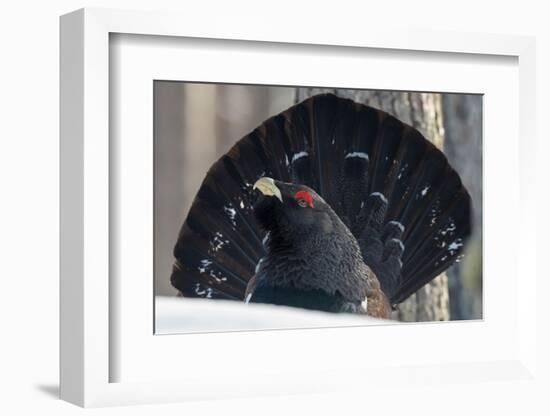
154 82 482 321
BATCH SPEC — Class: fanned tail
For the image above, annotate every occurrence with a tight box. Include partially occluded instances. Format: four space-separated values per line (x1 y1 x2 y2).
171 94 472 305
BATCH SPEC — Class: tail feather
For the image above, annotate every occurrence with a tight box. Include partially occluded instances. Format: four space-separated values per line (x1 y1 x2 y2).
170 93 472 306
399 190 471 292
367 114 405 196
172 227 248 300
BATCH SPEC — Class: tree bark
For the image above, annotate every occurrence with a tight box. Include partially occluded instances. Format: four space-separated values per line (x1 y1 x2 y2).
295 88 450 322
441 94 483 319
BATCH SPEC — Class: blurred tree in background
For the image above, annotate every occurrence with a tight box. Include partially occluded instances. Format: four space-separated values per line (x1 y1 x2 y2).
442 95 483 319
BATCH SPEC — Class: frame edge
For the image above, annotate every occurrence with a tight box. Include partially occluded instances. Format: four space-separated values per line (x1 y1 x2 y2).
59 8 85 407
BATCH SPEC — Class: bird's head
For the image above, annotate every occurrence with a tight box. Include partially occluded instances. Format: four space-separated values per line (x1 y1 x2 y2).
252 177 336 246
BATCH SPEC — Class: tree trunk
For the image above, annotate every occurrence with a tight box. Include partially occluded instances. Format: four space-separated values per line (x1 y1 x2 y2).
441 95 483 320
295 88 450 322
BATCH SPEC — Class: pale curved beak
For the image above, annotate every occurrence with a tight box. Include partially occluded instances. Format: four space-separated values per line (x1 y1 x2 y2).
253 177 283 203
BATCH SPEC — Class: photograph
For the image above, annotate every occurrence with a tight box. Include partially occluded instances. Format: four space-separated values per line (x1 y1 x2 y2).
153 82 482 333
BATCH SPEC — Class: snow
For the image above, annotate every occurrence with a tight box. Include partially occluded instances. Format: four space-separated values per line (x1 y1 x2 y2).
155 296 391 334
291 151 309 163
345 152 369 161
420 186 430 197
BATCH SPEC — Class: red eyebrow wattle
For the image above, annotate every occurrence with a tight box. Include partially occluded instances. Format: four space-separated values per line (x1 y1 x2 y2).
294 190 314 208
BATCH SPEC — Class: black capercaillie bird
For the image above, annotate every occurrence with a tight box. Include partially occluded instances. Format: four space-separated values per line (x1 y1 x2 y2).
170 93 471 319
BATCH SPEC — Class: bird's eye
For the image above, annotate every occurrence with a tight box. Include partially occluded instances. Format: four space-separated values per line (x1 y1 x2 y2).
294 190 314 208
297 199 308 208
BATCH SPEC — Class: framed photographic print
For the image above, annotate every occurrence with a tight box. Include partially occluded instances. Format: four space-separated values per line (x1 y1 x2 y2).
60 8 538 407
153 81 482 335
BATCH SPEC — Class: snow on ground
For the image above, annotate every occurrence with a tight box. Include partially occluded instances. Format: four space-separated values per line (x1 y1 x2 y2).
155 296 392 334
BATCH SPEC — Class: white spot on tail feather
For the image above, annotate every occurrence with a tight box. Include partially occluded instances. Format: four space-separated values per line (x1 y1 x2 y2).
370 192 388 203
397 163 409 180
345 152 369 161
255 257 265 274
448 239 463 253
209 269 227 283
262 232 270 247
224 205 237 227
210 232 229 252
194 283 212 298
421 186 430 197
198 259 212 274
390 238 405 252
291 151 309 163
439 221 456 236
388 220 405 232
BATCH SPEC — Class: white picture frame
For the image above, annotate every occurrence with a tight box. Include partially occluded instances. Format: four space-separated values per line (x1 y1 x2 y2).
60 7 538 407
